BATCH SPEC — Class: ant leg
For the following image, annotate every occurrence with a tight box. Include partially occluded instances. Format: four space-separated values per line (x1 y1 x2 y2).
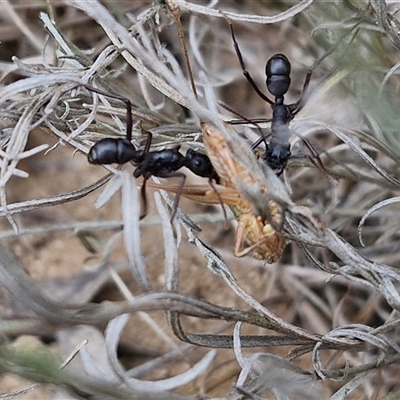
290 17 363 115
304 154 336 185
222 14 274 106
301 135 321 161
230 118 272 125
80 84 133 141
140 127 153 153
290 69 312 115
134 130 153 215
167 1 197 99
139 178 149 220
292 136 337 184
218 100 272 126
208 179 228 225
218 100 270 150
169 172 186 221
171 172 186 221
252 131 271 151
156 171 186 221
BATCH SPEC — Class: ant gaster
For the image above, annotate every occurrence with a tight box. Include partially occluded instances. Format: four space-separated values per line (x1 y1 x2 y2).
86 87 219 219
226 21 313 176
88 138 142 165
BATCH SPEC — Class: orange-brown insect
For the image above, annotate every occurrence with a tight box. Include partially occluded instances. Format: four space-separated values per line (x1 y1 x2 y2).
199 122 286 263
148 123 286 263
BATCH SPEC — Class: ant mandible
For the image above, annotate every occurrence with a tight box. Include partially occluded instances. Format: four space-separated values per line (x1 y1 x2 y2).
225 20 315 176
86 87 219 220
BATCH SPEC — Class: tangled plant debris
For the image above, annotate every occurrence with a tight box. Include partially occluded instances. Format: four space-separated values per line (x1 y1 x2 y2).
0 1 400 399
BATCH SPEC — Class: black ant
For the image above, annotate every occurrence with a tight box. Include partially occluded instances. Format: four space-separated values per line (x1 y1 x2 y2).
225 20 322 176
86 88 219 220
90 131 220 220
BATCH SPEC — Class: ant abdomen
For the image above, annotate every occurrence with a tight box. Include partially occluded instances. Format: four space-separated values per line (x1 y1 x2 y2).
266 54 291 97
88 138 140 165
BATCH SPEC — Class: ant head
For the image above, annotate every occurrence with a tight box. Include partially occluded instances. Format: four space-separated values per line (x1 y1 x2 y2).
184 149 219 181
266 54 291 97
263 142 291 176
88 138 140 165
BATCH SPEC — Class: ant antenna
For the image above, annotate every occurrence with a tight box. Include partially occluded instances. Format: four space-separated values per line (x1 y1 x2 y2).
166 2 228 221
80 84 133 141
167 0 198 99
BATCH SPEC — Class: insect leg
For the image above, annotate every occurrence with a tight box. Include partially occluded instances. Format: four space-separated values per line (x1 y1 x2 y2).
291 136 336 184
140 128 153 153
234 227 278 260
290 69 312 115
207 179 228 225
233 223 262 258
218 100 272 126
156 171 187 221
139 178 149 220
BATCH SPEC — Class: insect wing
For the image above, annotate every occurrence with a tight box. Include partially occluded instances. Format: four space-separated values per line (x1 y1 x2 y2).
200 123 243 187
145 181 243 207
